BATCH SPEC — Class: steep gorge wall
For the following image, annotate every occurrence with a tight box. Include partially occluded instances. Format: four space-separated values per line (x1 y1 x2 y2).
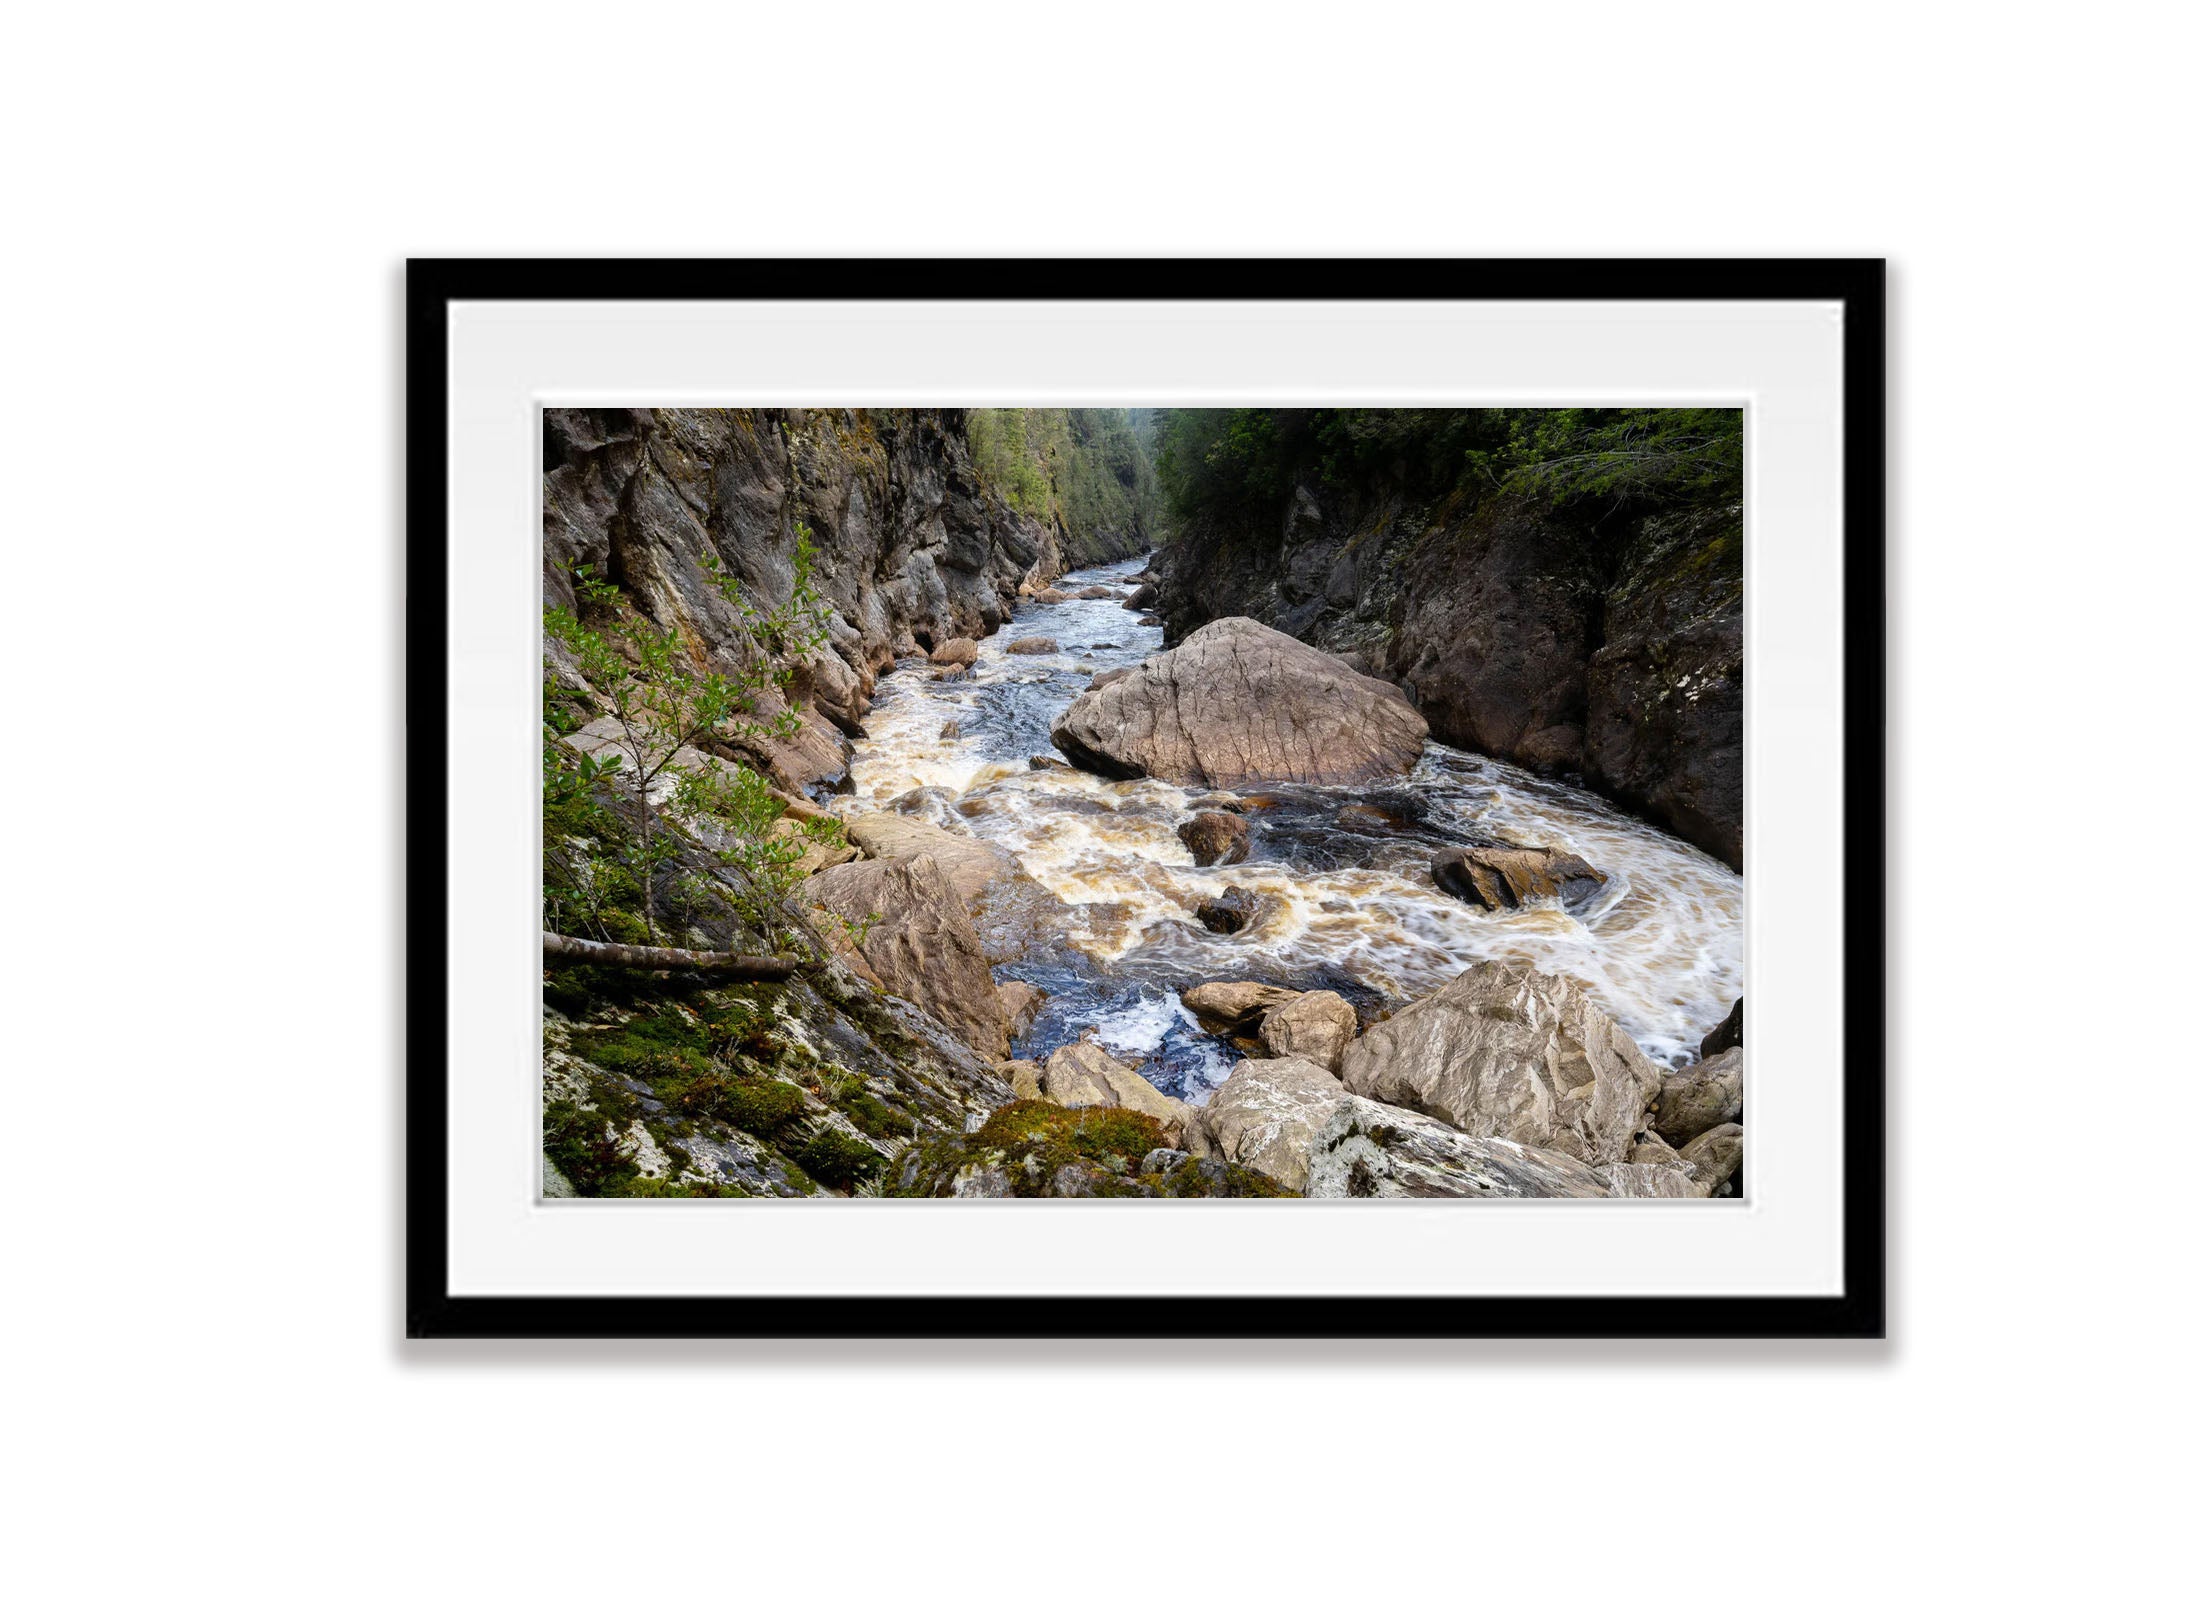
544 407 1066 792
1152 483 1742 869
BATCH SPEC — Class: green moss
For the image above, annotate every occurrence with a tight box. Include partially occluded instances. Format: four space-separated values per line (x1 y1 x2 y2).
573 1008 711 1075
796 1129 885 1192
668 1072 808 1137
542 1098 639 1197
837 1086 915 1141
972 1098 1169 1167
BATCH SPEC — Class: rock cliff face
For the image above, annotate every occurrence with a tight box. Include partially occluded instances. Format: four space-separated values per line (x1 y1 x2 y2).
544 408 1071 790
1152 483 1742 869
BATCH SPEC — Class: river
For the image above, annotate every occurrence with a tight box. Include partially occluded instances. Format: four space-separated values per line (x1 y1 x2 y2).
833 557 1743 1105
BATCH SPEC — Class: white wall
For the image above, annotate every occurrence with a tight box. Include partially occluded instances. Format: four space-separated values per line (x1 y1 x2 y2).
5 4 2189 1595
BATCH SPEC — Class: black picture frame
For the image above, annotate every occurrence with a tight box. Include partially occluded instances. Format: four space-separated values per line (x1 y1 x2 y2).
407 258 1885 1340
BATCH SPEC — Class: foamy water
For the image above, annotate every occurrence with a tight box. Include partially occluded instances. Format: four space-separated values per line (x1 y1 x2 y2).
835 559 1742 1097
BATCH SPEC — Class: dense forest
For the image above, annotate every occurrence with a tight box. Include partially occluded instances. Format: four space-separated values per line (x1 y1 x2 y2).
539 405 1744 1202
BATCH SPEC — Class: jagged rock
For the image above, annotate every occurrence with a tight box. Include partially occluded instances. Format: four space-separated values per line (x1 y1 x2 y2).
1258 990 1358 1074
1303 1099 1611 1198
1190 1057 1352 1191
951 1163 1015 1198
1005 635 1058 655
1339 962 1661 1166
1089 667 1133 690
805 855 1009 1060
1181 982 1302 1031
1003 1059 1043 1098
1598 1163 1700 1198
1038 1043 1191 1143
996 980 1046 1040
1125 583 1157 608
1178 810 1250 866
1196 886 1261 934
1431 845 1608 912
1028 754 1068 770
1050 617 1428 788
1140 1148 1191 1177
1701 997 1742 1058
1653 1046 1744 1146
929 637 980 667
1677 1123 1744 1195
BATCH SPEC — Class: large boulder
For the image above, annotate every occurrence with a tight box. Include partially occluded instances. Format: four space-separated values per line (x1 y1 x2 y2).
805 855 1009 1060
1597 1163 1701 1198
1005 636 1058 655
1181 981 1302 1033
1303 1099 1611 1198
1257 990 1358 1075
1339 963 1661 1166
1049 617 1428 788
1178 810 1250 866
1039 1043 1192 1142
1653 1047 1744 1146
1188 1057 1352 1191
1431 845 1607 912
929 637 979 667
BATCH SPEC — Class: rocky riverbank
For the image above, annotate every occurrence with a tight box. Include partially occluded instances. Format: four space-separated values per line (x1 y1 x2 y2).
541 413 1744 1201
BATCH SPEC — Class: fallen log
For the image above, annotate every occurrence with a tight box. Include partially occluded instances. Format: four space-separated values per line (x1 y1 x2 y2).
541 930 805 979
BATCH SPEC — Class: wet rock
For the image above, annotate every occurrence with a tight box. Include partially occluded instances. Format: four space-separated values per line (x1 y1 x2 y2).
1137 614 1164 626
1089 666 1134 690
1028 754 1068 770
1430 845 1608 912
931 664 968 682
1125 584 1158 608
996 979 1047 1041
1073 586 1115 599
938 720 961 740
1653 1046 1744 1146
1339 962 1661 1166
1190 1057 1351 1191
805 855 1009 1060
1700 997 1742 1058
1039 1043 1191 1143
929 637 980 667
1005 636 1058 655
1181 981 1303 1032
1033 588 1071 604
1258 991 1358 1075
1677 1122 1744 1195
1304 1099 1611 1199
1191 792 1246 813
1050 616 1428 788
1196 886 1261 935
1178 810 1251 866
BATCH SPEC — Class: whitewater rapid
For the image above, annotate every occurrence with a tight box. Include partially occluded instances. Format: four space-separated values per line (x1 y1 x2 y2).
833 558 1743 1103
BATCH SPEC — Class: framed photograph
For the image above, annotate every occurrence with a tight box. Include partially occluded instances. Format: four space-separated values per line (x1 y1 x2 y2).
407 259 1883 1338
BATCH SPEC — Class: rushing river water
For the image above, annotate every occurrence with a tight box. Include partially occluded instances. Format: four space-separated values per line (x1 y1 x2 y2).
834 558 1743 1105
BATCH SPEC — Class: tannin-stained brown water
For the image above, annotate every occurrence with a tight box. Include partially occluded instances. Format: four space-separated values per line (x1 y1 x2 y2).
834 559 1742 1104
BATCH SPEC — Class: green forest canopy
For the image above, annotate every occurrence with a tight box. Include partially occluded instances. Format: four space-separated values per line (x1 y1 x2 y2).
1151 407 1743 522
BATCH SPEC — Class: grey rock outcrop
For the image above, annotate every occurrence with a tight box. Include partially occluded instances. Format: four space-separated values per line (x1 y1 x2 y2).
1677 1123 1744 1195
1431 845 1607 912
1038 1043 1192 1143
805 855 1009 1060
1303 1099 1611 1199
1339 962 1661 1166
1181 982 1303 1033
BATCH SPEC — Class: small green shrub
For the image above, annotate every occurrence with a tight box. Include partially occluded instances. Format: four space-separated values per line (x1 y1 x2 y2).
797 1129 884 1191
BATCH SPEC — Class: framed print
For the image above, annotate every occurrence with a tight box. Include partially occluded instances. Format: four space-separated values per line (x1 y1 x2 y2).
407 258 1884 1338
